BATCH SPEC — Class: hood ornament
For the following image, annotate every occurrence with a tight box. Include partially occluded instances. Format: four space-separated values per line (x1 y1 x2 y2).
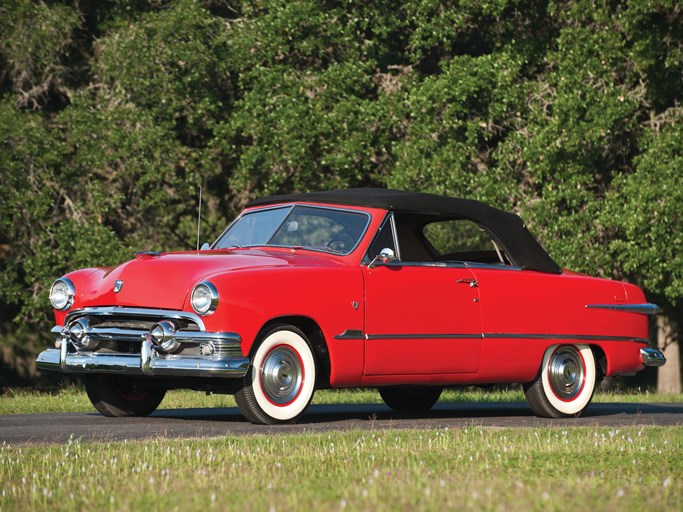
114 280 124 293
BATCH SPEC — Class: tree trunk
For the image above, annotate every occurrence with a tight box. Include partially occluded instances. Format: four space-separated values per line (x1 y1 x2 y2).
657 315 681 394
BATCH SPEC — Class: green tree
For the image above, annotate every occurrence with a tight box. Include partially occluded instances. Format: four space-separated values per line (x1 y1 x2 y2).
0 0 681 389
605 117 683 392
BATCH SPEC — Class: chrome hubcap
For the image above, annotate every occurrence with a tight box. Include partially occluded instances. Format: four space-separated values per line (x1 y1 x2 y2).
260 346 303 405
548 347 585 400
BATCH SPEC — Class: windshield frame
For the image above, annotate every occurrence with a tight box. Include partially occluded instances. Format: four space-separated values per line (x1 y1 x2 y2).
212 204 373 256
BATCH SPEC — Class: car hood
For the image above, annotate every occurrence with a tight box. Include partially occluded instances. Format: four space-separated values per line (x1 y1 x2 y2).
75 249 321 310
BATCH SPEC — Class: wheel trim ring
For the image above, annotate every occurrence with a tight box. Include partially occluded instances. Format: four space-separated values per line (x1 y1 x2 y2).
259 344 305 407
547 346 586 402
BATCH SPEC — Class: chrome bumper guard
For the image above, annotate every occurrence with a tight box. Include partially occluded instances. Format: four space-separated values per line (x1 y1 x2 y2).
640 347 666 367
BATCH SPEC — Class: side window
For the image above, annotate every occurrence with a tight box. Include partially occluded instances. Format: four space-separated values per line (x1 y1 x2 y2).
422 219 508 264
365 215 397 262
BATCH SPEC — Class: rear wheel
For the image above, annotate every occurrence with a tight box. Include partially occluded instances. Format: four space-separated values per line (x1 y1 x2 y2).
524 344 596 418
83 374 166 417
379 386 443 411
235 325 316 424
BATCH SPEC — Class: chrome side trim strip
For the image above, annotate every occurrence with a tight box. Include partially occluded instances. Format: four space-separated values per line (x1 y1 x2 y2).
484 333 650 344
66 307 207 331
362 332 649 344
585 303 660 316
640 347 666 367
367 333 483 340
334 330 365 340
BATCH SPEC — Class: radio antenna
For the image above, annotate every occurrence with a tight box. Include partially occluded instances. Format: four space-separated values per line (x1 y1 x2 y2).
196 185 203 251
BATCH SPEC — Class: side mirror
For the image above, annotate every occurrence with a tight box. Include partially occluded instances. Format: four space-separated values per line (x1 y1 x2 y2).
200 242 211 251
369 247 396 268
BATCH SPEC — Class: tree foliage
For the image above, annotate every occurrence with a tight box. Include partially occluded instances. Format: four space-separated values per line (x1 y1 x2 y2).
1 0 681 384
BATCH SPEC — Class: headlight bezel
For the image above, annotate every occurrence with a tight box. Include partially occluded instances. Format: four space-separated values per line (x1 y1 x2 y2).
190 281 219 316
50 278 76 311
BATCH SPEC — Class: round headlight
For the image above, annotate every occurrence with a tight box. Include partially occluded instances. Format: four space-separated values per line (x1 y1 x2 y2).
191 281 219 316
50 278 75 311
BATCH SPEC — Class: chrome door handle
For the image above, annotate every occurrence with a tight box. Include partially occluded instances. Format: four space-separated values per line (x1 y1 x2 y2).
456 278 478 288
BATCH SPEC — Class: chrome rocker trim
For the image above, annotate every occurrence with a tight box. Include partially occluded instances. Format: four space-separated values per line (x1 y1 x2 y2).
640 347 666 367
585 303 660 316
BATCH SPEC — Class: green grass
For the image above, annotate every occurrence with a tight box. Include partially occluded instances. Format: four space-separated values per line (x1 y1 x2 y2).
1 385 681 415
1 426 681 511
1 388 681 510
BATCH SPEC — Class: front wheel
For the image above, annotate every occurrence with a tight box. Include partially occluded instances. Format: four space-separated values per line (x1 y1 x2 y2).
379 386 443 411
83 374 166 417
524 344 596 418
235 325 316 424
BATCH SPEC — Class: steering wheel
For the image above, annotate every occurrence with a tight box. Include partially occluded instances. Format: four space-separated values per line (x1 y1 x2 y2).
326 237 354 252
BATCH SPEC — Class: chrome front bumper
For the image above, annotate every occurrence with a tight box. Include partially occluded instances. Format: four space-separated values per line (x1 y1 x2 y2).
640 347 666 367
36 337 250 378
36 307 250 378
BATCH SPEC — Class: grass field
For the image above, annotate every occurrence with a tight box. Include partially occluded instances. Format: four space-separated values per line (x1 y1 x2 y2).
1 426 681 511
1 387 681 511
1 386 682 415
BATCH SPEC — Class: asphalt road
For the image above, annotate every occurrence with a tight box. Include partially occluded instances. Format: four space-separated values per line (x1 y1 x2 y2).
2 402 682 444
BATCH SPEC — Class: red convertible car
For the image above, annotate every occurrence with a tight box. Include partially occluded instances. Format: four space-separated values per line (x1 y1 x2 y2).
37 189 665 424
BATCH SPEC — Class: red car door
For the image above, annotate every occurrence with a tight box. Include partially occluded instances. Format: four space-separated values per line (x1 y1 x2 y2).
362 263 482 376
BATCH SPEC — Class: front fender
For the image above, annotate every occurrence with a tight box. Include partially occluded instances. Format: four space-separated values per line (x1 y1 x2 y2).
195 266 366 385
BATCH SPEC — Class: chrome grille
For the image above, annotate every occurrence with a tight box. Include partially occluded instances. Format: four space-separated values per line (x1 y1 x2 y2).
58 307 241 357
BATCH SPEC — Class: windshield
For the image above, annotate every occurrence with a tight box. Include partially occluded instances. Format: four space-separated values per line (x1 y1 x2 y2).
214 205 370 254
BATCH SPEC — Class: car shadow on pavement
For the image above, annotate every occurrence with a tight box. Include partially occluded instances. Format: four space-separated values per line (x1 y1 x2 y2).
149 401 683 425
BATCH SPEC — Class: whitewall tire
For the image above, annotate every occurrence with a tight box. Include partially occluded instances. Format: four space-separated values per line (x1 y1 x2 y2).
524 344 596 418
235 325 316 424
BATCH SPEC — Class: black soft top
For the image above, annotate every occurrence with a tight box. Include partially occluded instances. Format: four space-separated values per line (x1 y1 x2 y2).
248 188 561 274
